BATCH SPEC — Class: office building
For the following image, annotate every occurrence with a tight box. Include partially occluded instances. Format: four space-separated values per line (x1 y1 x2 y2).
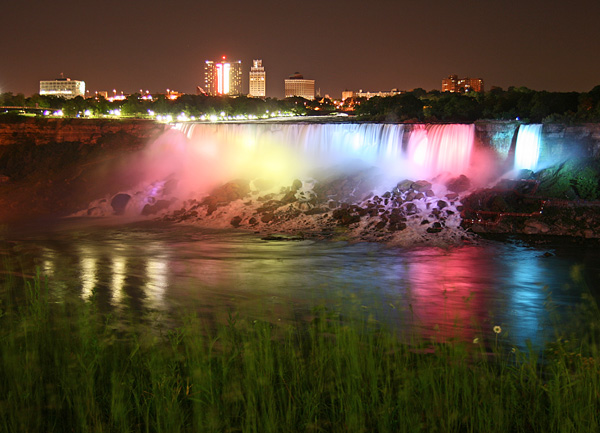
284 73 315 100
39 78 85 98
204 57 243 96
249 59 266 97
442 74 484 93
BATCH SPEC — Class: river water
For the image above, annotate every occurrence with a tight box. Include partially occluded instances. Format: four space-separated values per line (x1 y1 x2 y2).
1 218 599 348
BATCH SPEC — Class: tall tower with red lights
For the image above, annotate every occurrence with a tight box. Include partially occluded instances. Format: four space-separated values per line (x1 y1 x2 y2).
204 56 243 96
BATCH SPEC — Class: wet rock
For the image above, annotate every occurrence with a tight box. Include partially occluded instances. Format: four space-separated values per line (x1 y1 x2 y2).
415 192 425 200
258 193 275 202
412 180 432 192
389 222 407 232
388 212 406 225
523 220 549 234
87 207 102 216
142 199 173 216
437 200 448 210
374 220 387 230
426 189 435 197
257 200 282 213
396 179 414 192
427 222 443 233
404 203 418 215
281 190 297 204
248 217 258 225
488 195 509 212
111 193 131 215
230 216 243 227
446 175 471 193
332 208 360 226
304 207 328 215
446 192 459 201
291 179 303 192
207 179 250 203
261 213 275 223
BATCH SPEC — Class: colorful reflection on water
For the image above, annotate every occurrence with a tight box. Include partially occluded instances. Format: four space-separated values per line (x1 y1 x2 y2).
1 222 598 348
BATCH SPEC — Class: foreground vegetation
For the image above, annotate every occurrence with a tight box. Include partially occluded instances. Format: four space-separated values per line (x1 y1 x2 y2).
1 273 599 432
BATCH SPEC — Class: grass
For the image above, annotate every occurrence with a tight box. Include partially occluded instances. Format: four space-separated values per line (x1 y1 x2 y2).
0 272 599 432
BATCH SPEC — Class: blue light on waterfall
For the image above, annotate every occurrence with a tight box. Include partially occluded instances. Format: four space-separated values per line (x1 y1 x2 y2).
514 124 543 172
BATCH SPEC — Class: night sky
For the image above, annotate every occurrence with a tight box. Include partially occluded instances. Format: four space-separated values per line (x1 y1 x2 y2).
2 0 599 98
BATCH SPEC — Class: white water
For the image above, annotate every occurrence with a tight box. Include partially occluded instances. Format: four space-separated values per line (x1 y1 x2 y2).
172 122 476 187
514 124 543 171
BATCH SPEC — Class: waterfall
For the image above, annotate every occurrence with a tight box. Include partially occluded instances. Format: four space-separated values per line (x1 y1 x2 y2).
406 124 474 178
164 122 476 193
514 124 543 171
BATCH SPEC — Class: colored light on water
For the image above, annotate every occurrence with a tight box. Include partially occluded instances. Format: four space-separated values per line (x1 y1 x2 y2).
514 124 542 171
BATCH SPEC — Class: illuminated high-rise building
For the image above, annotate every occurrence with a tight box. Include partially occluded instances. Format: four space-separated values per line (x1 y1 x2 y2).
39 78 85 98
284 73 315 100
442 74 484 93
204 57 243 96
249 59 266 97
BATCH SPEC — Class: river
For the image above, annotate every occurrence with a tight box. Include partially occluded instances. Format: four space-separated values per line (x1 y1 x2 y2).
2 218 599 349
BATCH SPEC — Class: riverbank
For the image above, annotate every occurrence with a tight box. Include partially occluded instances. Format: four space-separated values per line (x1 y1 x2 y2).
1 275 599 432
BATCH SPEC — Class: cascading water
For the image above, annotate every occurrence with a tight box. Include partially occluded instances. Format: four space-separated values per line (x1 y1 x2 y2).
172 122 476 187
406 124 475 178
80 122 478 218
514 124 543 171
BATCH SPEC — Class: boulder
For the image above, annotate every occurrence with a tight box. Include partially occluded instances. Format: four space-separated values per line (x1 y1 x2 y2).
446 175 471 193
111 193 131 215
230 216 243 227
412 180 432 192
141 199 173 216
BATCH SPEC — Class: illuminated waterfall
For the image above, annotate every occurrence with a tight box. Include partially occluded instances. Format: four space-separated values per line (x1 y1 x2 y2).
166 122 476 193
514 124 543 171
406 124 474 178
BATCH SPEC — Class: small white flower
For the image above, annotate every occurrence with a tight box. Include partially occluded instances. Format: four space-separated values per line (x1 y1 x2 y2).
493 325 502 334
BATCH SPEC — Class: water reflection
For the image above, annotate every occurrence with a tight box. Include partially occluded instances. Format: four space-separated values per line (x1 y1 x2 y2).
1 223 597 348
404 246 495 340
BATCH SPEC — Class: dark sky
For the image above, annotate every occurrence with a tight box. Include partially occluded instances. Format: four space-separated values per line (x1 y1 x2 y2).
2 0 599 98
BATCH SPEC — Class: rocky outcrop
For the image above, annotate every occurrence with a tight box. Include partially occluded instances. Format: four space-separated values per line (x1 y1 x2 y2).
0 117 165 148
0 118 166 223
159 172 471 245
461 166 600 240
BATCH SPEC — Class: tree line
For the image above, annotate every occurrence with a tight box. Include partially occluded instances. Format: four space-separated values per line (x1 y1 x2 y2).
2 85 600 122
353 85 600 123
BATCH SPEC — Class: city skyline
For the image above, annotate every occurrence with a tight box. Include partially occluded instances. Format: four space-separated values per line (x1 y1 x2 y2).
1 0 599 98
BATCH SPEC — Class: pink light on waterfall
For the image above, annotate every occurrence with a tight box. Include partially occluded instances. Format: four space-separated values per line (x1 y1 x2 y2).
160 122 477 202
407 124 475 178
